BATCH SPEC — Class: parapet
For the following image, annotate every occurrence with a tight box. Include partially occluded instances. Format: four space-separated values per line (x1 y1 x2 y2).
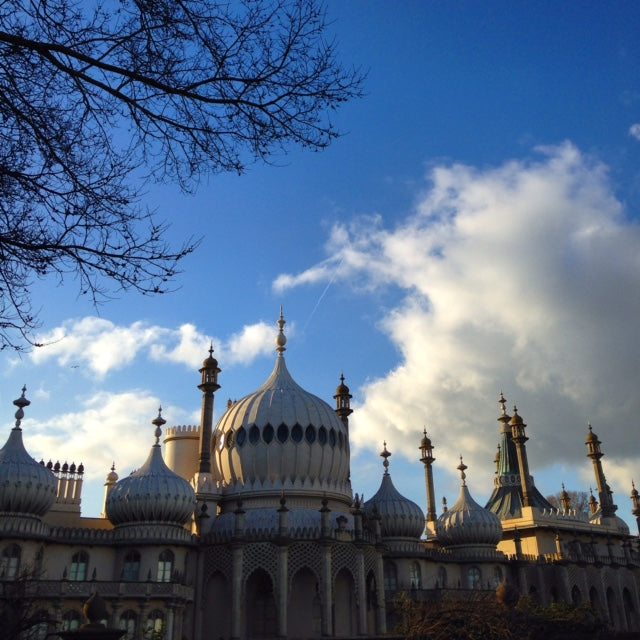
164 425 200 441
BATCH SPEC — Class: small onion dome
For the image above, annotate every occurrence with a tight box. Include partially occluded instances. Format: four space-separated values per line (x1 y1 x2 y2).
364 443 425 539
586 423 598 444
335 374 350 397
420 432 432 449
106 463 119 484
106 409 196 527
0 387 57 517
436 457 502 549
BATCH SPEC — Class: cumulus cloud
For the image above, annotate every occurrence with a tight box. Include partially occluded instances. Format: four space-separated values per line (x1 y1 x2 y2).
275 143 640 504
630 123 640 141
22 390 174 481
31 318 277 377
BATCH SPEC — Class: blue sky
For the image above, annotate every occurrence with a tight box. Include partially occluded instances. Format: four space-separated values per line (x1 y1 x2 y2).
3 2 640 525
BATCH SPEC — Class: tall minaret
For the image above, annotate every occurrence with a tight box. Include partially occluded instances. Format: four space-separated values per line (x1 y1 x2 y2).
197 344 221 475
630 481 640 535
334 373 353 428
419 429 437 535
510 406 533 508
585 424 616 517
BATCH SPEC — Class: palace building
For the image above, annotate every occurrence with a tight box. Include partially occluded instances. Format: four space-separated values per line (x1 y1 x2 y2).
1 312 639 638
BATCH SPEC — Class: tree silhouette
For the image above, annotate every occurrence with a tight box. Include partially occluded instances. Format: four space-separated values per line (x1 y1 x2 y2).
0 0 363 349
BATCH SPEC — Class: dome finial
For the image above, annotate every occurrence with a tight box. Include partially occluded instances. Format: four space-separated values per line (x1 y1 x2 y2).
152 406 166 444
457 455 468 486
13 385 30 430
498 391 507 417
276 307 287 355
380 441 391 475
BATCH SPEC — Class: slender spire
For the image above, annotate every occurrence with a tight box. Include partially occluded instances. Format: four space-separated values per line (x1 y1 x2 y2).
419 429 437 528
585 423 616 517
510 405 533 507
197 344 221 475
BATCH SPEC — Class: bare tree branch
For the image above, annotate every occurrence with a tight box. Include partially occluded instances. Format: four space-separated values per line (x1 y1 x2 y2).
0 0 363 349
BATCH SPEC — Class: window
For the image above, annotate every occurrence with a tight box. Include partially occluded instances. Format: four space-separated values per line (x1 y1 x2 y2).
123 550 140 581
119 610 137 640
437 566 447 589
410 561 421 589
467 566 481 590
383 560 397 592
263 423 274 443
493 566 503 588
277 423 288 443
1 544 21 579
157 549 174 582
69 551 88 581
146 610 165 637
61 610 81 631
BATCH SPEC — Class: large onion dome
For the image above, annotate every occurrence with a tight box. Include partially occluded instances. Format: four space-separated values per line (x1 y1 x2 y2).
212 313 352 506
0 387 56 518
106 409 196 527
437 458 502 549
364 443 425 540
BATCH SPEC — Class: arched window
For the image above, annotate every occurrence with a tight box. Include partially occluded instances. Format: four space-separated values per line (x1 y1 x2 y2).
383 560 397 592
437 566 447 589
61 610 81 631
493 566 503 588
410 562 421 589
69 551 88 581
119 610 137 640
146 609 165 637
157 549 174 582
467 566 481 590
571 585 582 606
123 550 140 581
1 544 21 579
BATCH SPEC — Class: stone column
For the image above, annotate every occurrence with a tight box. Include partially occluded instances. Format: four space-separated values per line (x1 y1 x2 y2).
321 543 333 636
278 544 289 638
231 542 244 640
356 548 367 635
374 547 386 634
165 603 175 640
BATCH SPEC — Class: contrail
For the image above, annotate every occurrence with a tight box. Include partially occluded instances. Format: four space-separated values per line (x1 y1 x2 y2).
303 258 344 332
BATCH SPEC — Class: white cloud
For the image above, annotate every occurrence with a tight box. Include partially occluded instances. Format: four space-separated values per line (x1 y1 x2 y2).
31 318 277 377
275 143 640 506
21 390 185 481
225 322 278 365
32 317 168 377
629 123 640 141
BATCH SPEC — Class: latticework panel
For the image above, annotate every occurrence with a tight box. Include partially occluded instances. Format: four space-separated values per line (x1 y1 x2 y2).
203 544 232 583
331 542 359 583
242 541 279 587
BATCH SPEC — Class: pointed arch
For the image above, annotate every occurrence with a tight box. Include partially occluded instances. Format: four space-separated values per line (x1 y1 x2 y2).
571 585 581 606
334 567 357 637
246 568 277 638
203 571 231 639
366 570 379 636
288 567 321 638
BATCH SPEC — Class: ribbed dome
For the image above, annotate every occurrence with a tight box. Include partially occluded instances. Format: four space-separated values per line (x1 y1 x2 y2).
364 475 425 539
106 411 196 527
212 315 351 505
0 388 57 518
437 460 502 548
